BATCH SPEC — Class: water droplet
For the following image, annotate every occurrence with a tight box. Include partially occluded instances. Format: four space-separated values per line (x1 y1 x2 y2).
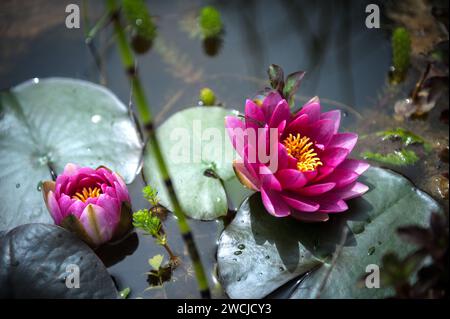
198 100 204 106
216 197 221 203
237 244 245 250
232 258 237 262
15 183 20 189
279 267 285 272
32 78 39 84
342 111 349 117
233 251 242 256
135 18 142 26
237 277 241 282
91 114 102 124
265 255 270 259
36 181 43 191
368 246 376 256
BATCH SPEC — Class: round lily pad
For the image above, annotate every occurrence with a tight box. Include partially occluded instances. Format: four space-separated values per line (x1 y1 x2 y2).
217 167 442 298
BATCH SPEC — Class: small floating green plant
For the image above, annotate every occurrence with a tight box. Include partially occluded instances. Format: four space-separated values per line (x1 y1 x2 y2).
199 6 223 39
199 87 216 106
390 27 411 84
133 185 180 267
361 128 430 166
122 0 157 53
362 149 419 166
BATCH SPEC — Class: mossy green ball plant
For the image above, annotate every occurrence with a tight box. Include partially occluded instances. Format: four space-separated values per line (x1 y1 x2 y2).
122 0 157 53
199 6 223 39
390 27 411 84
199 87 216 106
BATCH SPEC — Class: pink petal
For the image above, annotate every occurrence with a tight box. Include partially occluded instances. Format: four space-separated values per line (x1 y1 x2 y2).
276 169 308 189
58 194 75 217
47 191 62 225
320 110 341 134
281 193 320 212
261 188 291 217
296 96 321 122
67 199 87 219
337 159 370 175
79 204 114 246
321 147 349 168
285 114 309 135
261 91 283 120
245 99 265 130
225 116 247 157
233 162 260 190
334 182 369 200
269 99 291 128
328 133 358 152
320 168 359 188
317 199 348 213
96 194 121 228
62 163 80 176
259 166 282 191
297 182 336 196
300 119 335 147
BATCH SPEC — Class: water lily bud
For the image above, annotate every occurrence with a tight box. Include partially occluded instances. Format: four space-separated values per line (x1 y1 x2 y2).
42 163 132 247
199 87 216 106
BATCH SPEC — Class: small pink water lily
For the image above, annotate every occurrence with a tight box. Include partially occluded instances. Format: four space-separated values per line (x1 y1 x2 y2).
42 163 132 246
225 91 370 222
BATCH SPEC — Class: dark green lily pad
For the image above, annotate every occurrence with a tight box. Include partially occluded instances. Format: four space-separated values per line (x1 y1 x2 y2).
144 107 248 220
0 78 142 231
217 167 441 298
0 223 118 298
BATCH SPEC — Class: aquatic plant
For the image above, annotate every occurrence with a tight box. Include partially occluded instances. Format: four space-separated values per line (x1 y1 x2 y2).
390 27 411 83
41 163 132 247
362 149 419 166
107 0 210 298
122 0 157 53
225 91 369 221
199 6 223 39
199 87 216 106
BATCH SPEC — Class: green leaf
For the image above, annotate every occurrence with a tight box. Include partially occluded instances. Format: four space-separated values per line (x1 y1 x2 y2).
217 167 441 298
282 71 305 104
0 78 142 231
148 254 164 271
0 224 118 298
144 107 247 220
267 64 284 92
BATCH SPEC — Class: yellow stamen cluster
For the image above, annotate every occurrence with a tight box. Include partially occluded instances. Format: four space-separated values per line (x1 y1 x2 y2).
72 187 101 202
283 133 323 172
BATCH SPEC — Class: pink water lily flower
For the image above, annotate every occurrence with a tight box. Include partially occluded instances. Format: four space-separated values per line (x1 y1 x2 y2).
225 92 369 222
42 163 132 246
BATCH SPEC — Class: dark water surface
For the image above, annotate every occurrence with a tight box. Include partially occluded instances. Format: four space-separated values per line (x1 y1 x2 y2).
1 0 447 298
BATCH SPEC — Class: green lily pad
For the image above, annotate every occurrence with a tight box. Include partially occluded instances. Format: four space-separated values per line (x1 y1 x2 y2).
217 167 441 298
144 106 245 220
0 78 142 231
0 223 118 298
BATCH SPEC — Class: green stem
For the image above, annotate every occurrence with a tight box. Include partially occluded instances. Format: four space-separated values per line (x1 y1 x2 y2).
107 0 210 298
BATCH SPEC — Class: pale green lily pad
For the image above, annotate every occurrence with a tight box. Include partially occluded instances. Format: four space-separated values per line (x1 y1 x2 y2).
217 167 441 299
144 107 248 220
0 78 142 231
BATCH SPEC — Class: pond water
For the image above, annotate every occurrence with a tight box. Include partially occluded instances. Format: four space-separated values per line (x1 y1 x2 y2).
0 0 448 298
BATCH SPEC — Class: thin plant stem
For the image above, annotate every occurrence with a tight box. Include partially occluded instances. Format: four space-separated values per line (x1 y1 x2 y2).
106 0 210 298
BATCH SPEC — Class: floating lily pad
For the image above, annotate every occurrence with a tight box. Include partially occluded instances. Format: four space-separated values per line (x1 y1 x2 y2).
217 167 441 298
0 223 118 298
144 107 245 220
0 78 142 231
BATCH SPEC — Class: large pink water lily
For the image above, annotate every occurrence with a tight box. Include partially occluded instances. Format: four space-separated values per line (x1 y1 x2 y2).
225 91 369 222
42 163 132 246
